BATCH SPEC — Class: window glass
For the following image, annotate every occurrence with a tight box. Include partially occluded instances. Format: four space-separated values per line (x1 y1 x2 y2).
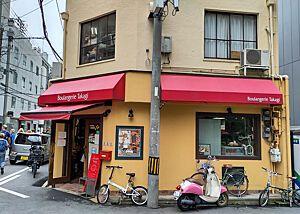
11 97 16 108
22 77 25 88
23 55 27 66
36 66 39 75
29 81 32 91
14 47 19 60
21 99 24 110
15 134 42 145
196 113 260 158
13 71 18 84
35 85 38 94
80 13 116 64
28 102 31 111
30 61 34 72
204 12 257 59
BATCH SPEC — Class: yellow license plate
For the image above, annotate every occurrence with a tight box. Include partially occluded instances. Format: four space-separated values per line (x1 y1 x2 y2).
20 156 28 160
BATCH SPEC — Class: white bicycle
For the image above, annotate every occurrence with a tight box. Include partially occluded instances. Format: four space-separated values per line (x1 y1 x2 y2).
97 166 148 206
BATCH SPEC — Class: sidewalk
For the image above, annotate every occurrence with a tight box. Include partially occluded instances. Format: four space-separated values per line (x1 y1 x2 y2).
89 193 283 206
52 184 284 207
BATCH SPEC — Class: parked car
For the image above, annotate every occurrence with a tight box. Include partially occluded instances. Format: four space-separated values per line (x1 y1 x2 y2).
9 132 50 165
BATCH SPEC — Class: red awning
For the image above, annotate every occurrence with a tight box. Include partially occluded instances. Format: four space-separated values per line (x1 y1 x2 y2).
161 75 283 105
19 103 103 121
38 73 125 106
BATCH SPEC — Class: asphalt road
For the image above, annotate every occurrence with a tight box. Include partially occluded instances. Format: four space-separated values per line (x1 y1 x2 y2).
0 159 299 214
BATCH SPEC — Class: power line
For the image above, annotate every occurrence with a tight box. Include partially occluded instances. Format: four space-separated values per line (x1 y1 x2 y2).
1 60 49 78
19 0 54 18
38 0 62 61
55 0 63 30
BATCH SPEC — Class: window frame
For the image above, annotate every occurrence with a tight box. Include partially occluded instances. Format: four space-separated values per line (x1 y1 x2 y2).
14 47 19 60
204 11 258 60
29 81 32 91
23 55 27 66
195 112 261 160
79 12 116 65
36 66 39 76
30 61 34 72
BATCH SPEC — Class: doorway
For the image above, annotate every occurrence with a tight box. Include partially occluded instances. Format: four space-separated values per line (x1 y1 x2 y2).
70 117 102 181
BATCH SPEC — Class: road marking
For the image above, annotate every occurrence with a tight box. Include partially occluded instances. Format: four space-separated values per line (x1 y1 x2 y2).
0 175 21 185
0 187 30 198
0 167 29 182
0 167 30 198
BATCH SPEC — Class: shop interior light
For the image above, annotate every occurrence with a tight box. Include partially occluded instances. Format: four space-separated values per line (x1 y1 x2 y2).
128 109 134 118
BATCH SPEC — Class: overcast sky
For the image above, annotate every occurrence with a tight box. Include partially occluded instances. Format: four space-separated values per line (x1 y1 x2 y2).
11 0 66 64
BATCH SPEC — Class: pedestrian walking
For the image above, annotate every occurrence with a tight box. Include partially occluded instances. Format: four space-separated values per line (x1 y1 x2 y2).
1 124 11 141
0 133 9 175
9 129 16 155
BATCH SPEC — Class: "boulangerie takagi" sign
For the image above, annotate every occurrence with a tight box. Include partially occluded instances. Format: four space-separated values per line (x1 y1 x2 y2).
57 93 89 102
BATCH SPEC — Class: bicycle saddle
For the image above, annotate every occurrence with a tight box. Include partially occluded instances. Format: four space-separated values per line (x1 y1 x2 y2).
287 176 297 180
223 164 232 168
126 173 135 177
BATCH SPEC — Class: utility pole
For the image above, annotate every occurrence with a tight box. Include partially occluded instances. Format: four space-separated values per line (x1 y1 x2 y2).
3 28 14 125
147 0 179 208
0 0 3 60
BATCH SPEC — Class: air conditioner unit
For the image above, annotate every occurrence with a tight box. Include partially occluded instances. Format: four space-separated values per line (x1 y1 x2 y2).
240 49 270 68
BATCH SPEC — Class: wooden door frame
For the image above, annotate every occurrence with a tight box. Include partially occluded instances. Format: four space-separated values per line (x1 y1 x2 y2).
48 120 73 185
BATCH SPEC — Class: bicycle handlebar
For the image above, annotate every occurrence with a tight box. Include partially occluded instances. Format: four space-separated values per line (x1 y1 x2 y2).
261 167 282 176
106 166 123 169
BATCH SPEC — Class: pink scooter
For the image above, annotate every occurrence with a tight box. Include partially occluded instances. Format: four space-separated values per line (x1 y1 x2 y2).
174 168 228 211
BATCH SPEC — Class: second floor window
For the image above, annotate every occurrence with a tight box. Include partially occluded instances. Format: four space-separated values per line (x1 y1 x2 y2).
80 13 116 65
22 77 26 88
36 66 39 75
35 85 38 94
29 81 32 91
204 12 257 59
28 101 31 111
11 97 16 108
30 61 34 72
21 99 24 110
14 47 19 60
13 71 18 84
23 55 27 66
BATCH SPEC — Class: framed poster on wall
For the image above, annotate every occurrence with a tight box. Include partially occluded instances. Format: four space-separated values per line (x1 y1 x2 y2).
115 126 144 160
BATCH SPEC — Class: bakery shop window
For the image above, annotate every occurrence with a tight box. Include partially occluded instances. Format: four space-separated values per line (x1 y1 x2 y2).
80 13 116 65
196 112 261 159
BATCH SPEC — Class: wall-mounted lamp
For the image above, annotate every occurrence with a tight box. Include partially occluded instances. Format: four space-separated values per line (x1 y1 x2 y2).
128 109 134 118
103 109 111 117
227 107 232 114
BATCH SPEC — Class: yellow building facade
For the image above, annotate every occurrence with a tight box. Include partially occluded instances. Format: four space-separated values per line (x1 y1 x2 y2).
21 0 291 194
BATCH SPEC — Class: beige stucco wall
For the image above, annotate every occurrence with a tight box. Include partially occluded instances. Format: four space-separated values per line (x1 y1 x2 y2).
63 0 278 79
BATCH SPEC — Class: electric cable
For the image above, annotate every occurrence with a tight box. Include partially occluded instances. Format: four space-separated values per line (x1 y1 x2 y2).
38 0 62 61
55 0 63 30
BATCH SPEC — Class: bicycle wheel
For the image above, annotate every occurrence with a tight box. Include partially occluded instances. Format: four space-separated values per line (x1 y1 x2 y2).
97 185 110 204
225 172 248 196
131 186 148 206
191 171 206 180
259 188 269 207
292 189 300 207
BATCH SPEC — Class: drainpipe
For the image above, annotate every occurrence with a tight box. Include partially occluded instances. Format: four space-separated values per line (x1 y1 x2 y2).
267 0 276 77
283 75 291 178
61 11 69 79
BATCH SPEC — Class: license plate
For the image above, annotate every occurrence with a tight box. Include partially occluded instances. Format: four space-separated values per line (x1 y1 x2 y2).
174 190 181 199
20 156 28 160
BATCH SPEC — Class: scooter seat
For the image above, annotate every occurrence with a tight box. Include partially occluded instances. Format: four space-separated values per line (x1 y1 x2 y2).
186 178 205 186
223 164 232 169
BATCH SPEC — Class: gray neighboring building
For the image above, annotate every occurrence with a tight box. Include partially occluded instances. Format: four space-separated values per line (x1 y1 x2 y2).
278 0 300 129
0 0 51 131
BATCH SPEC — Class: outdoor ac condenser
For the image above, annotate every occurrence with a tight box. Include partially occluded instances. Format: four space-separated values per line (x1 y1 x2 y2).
240 49 270 68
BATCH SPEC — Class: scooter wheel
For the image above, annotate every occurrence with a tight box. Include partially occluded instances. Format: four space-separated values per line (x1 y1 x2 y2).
177 194 192 211
216 192 228 207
